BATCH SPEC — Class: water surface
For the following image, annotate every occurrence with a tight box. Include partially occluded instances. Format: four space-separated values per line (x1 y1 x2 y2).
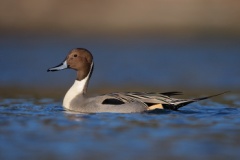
1 35 240 91
0 96 240 160
0 35 240 159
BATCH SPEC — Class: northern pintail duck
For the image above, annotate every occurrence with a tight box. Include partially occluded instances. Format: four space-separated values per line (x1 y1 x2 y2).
48 48 224 113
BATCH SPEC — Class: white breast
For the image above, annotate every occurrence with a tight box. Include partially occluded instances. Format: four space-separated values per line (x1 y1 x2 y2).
63 78 88 109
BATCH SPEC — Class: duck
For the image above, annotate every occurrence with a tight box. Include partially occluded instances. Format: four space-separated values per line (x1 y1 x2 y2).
47 48 224 113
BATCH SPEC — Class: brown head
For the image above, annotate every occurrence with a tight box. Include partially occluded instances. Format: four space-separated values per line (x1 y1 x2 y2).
47 48 94 81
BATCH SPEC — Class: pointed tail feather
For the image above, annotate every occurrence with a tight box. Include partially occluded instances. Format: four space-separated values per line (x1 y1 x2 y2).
191 91 229 102
163 91 229 111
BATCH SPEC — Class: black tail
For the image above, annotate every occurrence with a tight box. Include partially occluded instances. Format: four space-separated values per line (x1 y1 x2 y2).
162 91 228 111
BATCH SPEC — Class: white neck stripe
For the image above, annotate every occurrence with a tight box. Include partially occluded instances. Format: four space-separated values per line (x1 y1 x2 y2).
63 62 93 109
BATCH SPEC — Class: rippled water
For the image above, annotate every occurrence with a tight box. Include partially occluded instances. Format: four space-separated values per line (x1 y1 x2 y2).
0 96 240 160
1 35 240 159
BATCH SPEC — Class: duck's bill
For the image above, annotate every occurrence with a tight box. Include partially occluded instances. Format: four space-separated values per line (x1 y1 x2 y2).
47 61 68 72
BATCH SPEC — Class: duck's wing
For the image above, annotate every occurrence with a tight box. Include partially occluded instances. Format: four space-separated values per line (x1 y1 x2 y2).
102 91 227 111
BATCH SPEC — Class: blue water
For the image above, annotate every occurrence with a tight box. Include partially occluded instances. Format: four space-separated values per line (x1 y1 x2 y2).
0 96 240 160
0 35 240 160
1 35 240 90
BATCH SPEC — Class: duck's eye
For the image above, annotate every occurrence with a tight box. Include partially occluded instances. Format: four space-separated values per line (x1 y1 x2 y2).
74 54 77 57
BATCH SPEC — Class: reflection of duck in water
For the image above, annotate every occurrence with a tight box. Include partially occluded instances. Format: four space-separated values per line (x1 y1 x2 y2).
48 48 225 113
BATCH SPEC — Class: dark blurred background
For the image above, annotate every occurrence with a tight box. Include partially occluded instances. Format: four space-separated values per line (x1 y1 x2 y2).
0 0 240 98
